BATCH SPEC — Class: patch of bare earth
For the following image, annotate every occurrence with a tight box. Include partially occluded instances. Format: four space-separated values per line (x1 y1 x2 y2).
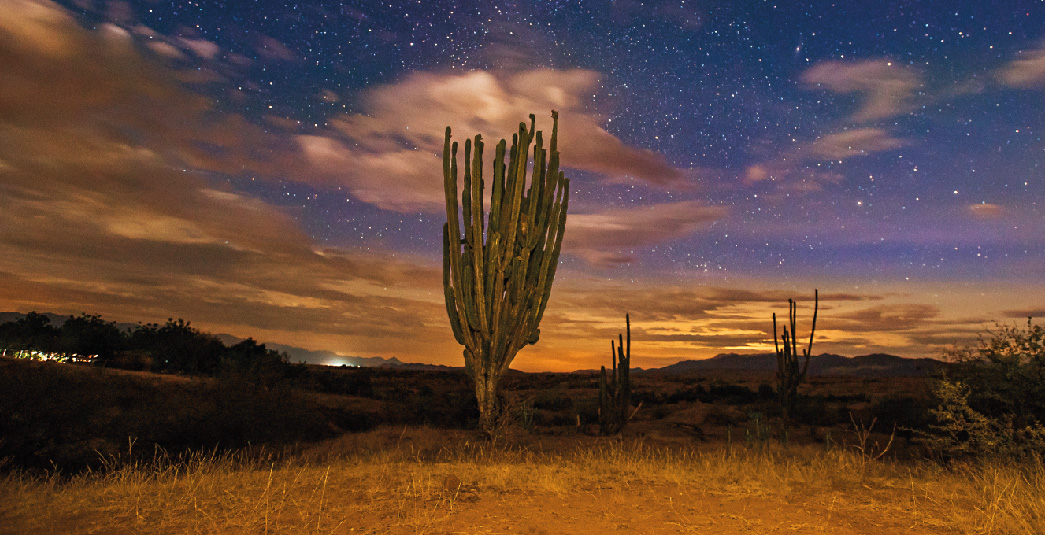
411 484 957 535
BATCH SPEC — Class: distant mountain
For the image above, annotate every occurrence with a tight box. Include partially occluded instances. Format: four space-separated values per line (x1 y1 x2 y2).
0 312 946 376
646 352 948 377
213 334 454 369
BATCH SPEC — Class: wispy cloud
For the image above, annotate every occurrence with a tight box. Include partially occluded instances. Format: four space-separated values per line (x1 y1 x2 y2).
1 1 1039 373
300 69 685 212
801 59 922 122
0 0 460 360
968 203 1005 219
806 127 906 159
996 45 1045 88
745 127 904 191
564 201 727 265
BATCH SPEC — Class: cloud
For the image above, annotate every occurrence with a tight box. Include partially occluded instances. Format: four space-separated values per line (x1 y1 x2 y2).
0 0 79 59
176 36 220 59
997 46 1045 88
968 203 1004 219
801 59 922 121
1003 309 1045 320
745 127 903 192
297 135 444 212
300 69 685 212
806 128 906 159
830 304 941 333
563 201 728 265
0 1 463 361
256 35 296 61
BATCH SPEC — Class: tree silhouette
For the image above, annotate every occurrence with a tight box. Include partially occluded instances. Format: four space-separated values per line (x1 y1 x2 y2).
0 312 59 353
58 313 126 358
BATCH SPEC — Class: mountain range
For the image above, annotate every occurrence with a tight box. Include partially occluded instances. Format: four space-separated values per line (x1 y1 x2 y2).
644 352 948 377
2 312 947 375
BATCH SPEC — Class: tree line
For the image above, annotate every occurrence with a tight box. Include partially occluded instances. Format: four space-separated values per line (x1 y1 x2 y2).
0 312 288 377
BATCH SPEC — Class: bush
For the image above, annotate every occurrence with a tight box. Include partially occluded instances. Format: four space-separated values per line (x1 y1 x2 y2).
925 380 1045 458
927 318 1045 458
0 359 355 473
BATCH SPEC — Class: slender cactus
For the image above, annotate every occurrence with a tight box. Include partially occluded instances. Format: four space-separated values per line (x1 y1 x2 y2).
774 289 818 426
442 111 570 438
599 314 633 435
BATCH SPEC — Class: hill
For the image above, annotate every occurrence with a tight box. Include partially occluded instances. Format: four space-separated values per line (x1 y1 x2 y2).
647 352 947 377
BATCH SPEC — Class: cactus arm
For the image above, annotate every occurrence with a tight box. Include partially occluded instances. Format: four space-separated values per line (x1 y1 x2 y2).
468 135 489 335
442 225 465 345
801 289 819 378
442 129 473 349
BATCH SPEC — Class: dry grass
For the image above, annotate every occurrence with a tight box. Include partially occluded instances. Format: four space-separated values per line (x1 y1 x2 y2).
1 427 1043 534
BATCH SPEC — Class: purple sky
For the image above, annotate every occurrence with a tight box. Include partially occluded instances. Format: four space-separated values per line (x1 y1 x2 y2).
1 1 1043 370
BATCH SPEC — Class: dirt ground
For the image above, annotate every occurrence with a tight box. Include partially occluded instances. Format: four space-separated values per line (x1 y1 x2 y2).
358 483 960 535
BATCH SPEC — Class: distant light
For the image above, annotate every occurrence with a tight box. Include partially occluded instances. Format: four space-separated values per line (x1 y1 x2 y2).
323 357 358 367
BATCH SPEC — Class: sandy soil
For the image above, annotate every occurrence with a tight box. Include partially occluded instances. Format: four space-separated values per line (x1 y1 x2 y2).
355 479 961 535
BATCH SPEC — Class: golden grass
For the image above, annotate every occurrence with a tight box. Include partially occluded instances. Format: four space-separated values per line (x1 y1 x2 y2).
1 427 1043 534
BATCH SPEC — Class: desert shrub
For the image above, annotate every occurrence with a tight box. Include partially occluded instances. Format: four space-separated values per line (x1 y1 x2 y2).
532 388 575 412
925 380 1045 458
310 366 375 397
757 383 775 400
0 358 356 473
666 385 704 404
708 383 759 404
927 319 1045 459
869 395 933 437
380 384 478 428
704 403 744 426
650 405 672 419
632 389 666 405
790 395 855 427
574 398 601 427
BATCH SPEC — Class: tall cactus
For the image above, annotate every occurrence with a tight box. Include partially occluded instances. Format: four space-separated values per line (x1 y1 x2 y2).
773 289 818 426
442 111 570 437
599 314 632 435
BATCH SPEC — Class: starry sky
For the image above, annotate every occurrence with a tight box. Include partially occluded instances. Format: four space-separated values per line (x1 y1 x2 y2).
1 0 1043 371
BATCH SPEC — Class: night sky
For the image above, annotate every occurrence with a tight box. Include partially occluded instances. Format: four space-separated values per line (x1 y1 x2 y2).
1 0 1043 371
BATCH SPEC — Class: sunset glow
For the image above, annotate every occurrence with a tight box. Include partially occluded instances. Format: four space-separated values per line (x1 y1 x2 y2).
1 1 1043 371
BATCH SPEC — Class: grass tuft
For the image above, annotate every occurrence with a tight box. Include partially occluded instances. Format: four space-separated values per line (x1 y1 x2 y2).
1 427 1043 534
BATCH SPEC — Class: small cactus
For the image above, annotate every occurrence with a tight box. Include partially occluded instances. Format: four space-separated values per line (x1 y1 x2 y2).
774 289 818 426
599 314 633 435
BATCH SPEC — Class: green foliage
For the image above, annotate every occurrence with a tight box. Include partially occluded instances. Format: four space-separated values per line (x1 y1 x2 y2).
927 318 1045 459
925 380 1045 458
441 111 570 437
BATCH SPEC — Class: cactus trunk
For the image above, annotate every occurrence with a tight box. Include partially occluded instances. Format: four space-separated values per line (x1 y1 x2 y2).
774 289 818 426
442 111 570 439
471 352 501 433
599 314 633 435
